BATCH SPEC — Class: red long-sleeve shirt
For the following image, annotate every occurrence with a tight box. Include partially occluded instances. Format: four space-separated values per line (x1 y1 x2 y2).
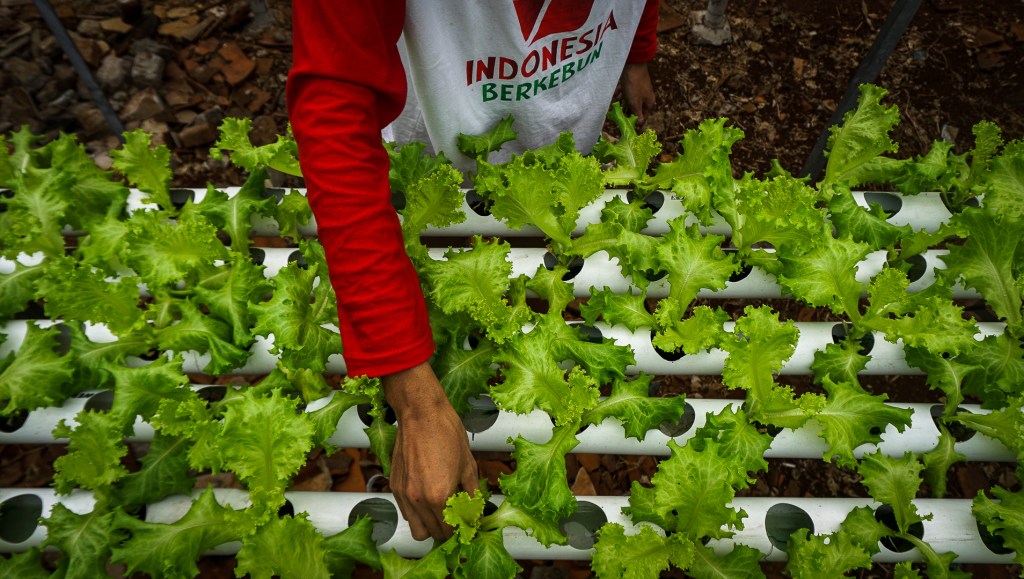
288 0 658 377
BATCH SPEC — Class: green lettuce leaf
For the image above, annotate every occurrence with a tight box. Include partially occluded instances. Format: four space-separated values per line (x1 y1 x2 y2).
0 323 77 416
111 488 257 578
595 102 662 187
111 129 173 211
236 514 331 579
210 117 302 176
42 503 122 579
592 523 694 579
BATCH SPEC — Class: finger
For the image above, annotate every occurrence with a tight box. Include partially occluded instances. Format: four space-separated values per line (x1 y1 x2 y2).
411 494 449 542
402 496 433 542
461 461 480 495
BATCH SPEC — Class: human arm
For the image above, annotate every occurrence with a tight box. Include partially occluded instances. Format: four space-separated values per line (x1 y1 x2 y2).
622 0 659 126
287 0 478 541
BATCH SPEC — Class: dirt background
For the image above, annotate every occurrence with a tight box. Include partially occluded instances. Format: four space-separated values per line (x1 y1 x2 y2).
1 0 1023 577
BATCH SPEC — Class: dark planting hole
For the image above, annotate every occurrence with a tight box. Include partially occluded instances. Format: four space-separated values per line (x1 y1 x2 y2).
976 518 1013 555
248 247 266 266
874 504 924 553
463 334 480 350
483 501 498 517
626 189 665 213
903 254 928 284
643 269 668 282
278 500 295 518
197 386 228 405
930 405 976 442
0 410 28 433
0 189 12 198
941 193 981 214
573 323 604 344
287 250 309 269
169 188 195 210
462 396 500 434
390 190 406 211
729 264 753 283
863 192 903 218
0 494 44 544
658 402 696 438
357 403 397 427
84 390 115 412
52 323 72 356
543 251 584 281
765 503 814 552
136 348 161 362
831 324 874 355
349 498 398 546
753 419 784 437
651 330 685 361
262 187 286 202
558 501 607 550
13 301 46 320
466 189 493 217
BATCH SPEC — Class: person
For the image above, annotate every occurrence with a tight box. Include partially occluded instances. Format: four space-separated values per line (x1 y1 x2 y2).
287 0 659 543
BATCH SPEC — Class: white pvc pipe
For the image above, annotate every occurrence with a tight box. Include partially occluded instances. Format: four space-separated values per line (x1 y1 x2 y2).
0 319 1007 380
250 246 975 300
0 317 974 382
132 188 953 239
1 488 1012 564
3 387 1013 462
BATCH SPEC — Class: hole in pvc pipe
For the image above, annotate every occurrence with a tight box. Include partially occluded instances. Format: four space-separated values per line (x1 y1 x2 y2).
976 517 1013 555
278 500 295 518
941 193 981 214
650 330 685 362
626 190 665 214
658 402 696 438
248 247 266 266
357 403 397 428
0 493 43 544
765 503 814 552
483 501 498 517
84 390 115 413
573 323 603 344
0 409 28 433
874 504 924 553
349 498 399 546
462 396 500 434
543 251 584 281
643 269 668 282
863 192 903 218
287 250 308 269
391 190 406 211
169 188 195 210
465 189 493 217
53 323 72 356
729 264 753 283
831 324 874 356
929 405 976 442
903 254 928 284
262 187 287 202
558 501 607 550
197 386 228 405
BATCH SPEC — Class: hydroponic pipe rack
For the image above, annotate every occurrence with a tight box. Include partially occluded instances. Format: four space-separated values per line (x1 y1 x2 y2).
1 183 1019 574
0 488 1014 564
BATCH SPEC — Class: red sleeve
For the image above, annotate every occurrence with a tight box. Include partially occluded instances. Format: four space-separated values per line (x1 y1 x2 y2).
627 0 659 62
287 0 436 377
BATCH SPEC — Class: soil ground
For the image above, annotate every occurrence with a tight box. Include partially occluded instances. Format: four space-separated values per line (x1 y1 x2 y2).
2 0 1023 577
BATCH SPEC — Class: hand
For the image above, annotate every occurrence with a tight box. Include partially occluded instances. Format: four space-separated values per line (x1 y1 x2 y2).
619 61 656 128
381 361 478 542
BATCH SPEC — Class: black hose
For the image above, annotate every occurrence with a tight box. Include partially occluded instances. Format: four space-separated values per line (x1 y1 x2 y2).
32 0 126 141
799 0 923 183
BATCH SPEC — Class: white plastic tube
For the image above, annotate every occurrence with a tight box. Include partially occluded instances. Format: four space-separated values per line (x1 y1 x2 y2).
3 388 1013 462
251 246 975 300
1 488 1012 564
156 188 953 239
